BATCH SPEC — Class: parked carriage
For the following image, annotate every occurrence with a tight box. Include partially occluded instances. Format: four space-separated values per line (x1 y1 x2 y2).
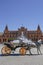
1 32 42 55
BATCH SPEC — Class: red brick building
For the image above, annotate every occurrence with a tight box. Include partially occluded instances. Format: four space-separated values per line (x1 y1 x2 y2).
0 25 43 43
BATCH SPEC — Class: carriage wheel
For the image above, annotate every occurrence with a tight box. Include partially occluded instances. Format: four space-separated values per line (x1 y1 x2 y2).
1 46 11 55
19 47 26 55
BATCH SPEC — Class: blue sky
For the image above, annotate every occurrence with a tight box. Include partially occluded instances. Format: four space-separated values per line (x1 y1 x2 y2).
0 0 43 32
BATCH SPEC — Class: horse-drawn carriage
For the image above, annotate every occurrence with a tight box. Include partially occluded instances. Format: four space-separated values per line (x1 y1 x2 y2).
1 41 35 55
1 32 42 55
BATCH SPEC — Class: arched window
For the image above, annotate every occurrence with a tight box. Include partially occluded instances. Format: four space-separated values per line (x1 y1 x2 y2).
3 39 6 42
0 39 1 42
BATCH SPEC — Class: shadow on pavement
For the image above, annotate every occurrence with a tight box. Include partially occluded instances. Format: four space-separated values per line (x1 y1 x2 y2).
0 54 43 56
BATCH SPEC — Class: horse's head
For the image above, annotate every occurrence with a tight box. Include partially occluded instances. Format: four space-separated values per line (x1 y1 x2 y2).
38 39 42 43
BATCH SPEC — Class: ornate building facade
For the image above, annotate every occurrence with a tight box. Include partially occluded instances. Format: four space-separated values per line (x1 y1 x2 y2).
0 25 43 43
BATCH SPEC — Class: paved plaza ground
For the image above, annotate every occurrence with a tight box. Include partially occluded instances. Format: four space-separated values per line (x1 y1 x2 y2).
0 55 43 65
0 44 43 65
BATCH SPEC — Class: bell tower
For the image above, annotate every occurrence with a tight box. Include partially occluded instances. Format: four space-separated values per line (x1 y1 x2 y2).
37 25 41 32
4 25 9 33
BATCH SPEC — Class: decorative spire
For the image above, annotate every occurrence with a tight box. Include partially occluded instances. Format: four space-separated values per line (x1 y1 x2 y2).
37 25 40 30
5 25 8 30
4 25 8 33
37 25 41 32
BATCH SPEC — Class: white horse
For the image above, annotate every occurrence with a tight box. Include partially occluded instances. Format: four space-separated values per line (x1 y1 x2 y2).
26 39 42 55
13 31 42 55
